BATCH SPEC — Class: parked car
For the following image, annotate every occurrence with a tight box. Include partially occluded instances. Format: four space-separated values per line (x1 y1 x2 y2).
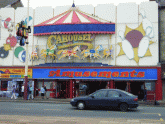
70 89 138 111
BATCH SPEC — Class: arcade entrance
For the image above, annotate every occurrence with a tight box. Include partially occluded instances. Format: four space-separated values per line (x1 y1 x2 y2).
79 81 107 96
115 81 127 91
115 81 145 100
130 81 144 100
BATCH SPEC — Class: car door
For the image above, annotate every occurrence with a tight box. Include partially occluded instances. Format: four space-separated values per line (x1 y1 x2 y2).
87 90 108 108
105 91 122 107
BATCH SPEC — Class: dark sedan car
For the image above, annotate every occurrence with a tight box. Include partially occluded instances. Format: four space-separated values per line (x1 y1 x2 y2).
70 89 138 111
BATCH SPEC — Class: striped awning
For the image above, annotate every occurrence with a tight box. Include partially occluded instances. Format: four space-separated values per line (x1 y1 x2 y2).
34 3 115 35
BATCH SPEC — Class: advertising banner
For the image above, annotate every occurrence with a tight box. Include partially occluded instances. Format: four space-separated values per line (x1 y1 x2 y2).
33 68 157 80
0 68 32 78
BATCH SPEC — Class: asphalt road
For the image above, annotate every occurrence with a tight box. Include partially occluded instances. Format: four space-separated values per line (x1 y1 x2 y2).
0 102 164 122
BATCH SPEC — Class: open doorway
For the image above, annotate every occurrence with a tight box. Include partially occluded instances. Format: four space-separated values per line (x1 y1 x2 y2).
130 81 144 100
83 81 107 95
115 81 127 91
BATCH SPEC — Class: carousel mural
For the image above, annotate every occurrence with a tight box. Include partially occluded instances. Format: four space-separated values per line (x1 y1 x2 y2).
33 3 115 61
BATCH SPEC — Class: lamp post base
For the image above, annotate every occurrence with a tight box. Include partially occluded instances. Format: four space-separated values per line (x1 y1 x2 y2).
24 76 28 100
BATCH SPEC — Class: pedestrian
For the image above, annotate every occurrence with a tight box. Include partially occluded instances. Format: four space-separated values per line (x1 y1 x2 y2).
29 85 34 100
27 84 31 100
41 86 45 99
44 85 48 99
21 84 24 99
11 85 17 99
143 87 147 101
36 88 39 96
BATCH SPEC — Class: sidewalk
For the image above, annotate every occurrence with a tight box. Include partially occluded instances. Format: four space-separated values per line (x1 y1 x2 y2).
0 97 165 107
0 115 163 124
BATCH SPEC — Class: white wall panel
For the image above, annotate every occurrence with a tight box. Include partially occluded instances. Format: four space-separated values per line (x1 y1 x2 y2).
139 1 158 23
117 3 138 23
54 6 71 17
34 7 53 25
95 4 116 23
77 5 94 15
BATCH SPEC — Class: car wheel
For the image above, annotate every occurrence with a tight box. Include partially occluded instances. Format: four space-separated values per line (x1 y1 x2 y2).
77 101 85 110
120 103 128 112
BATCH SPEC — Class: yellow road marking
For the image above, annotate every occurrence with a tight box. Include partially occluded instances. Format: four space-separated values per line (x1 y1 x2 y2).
142 113 161 115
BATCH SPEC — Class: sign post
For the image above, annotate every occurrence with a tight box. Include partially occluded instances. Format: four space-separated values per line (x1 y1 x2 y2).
24 0 29 100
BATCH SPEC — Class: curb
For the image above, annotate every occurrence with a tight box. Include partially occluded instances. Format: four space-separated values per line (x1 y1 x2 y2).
0 100 165 107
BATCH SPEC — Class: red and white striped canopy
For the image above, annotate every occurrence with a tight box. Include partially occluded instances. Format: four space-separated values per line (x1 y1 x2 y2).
36 4 112 26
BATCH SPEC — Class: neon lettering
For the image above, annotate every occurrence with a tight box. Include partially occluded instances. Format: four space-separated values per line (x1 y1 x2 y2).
137 72 145 77
120 71 129 77
83 71 90 77
130 70 137 77
106 72 112 78
98 71 108 77
112 72 119 77
91 71 97 77
75 72 82 77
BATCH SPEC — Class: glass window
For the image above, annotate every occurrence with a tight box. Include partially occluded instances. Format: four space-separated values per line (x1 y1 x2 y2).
145 81 155 91
107 91 120 97
93 90 107 98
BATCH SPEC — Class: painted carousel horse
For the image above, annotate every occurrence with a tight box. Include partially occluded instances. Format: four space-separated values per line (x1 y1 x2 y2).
81 45 103 59
41 45 57 59
31 45 39 60
103 45 113 59
57 46 81 60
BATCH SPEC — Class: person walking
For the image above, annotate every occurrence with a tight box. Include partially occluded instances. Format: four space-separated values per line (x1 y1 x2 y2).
41 86 45 99
11 85 17 99
44 85 48 99
143 87 147 101
27 84 31 100
21 84 24 99
29 85 34 100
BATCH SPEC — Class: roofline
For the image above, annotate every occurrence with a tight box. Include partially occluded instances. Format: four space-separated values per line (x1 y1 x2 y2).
11 0 24 7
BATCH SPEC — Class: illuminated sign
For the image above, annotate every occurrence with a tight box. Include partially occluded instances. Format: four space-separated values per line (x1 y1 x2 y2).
0 68 32 78
33 68 157 80
47 34 94 49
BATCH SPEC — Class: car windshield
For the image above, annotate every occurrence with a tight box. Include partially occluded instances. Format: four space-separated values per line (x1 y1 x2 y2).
120 90 135 97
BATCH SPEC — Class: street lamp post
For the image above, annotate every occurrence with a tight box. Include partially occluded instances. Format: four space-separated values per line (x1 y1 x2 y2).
24 0 29 100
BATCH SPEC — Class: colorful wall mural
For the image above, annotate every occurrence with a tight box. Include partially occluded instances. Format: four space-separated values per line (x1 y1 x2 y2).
0 2 158 66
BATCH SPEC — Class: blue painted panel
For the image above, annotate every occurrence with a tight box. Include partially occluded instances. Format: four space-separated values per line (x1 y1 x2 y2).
33 68 157 80
34 24 115 34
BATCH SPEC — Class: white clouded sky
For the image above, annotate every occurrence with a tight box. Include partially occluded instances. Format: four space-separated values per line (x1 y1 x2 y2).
21 0 150 9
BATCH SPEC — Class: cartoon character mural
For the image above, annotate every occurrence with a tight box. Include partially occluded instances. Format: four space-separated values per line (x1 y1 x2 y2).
81 45 103 60
0 17 17 59
0 16 33 63
117 10 155 64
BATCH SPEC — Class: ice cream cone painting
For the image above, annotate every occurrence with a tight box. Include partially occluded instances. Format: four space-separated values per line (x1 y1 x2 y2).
117 10 155 64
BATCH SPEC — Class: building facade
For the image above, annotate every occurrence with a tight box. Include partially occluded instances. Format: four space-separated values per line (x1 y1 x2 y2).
0 1 161 100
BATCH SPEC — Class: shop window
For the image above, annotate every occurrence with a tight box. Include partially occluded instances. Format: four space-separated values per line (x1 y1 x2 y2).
1 81 7 91
145 81 155 91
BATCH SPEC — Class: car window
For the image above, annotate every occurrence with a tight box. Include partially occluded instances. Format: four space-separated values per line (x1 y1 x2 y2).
120 90 135 97
93 90 107 98
107 91 120 97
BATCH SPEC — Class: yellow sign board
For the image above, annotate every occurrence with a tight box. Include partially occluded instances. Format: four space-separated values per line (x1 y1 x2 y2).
0 68 32 78
47 34 94 49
